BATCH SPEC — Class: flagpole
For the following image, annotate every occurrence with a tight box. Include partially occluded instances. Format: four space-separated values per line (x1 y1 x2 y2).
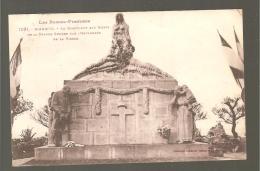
237 79 242 89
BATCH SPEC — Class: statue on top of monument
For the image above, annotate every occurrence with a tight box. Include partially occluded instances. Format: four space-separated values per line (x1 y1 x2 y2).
170 85 196 143
73 13 135 80
49 85 71 147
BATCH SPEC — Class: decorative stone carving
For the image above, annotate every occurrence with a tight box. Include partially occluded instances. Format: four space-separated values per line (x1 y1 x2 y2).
142 88 149 115
94 88 101 115
70 86 175 115
73 13 135 80
110 103 135 144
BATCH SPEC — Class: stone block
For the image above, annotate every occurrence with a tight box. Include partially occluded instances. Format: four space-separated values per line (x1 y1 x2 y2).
134 145 160 158
138 106 151 118
70 119 86 132
137 132 152 144
138 119 151 132
152 132 168 144
94 132 109 145
150 92 172 104
155 80 178 89
93 106 108 118
109 115 120 133
85 80 113 88
135 92 143 105
109 94 120 101
72 105 92 119
130 80 155 88
101 93 108 105
85 145 111 159
70 94 79 104
112 80 131 89
125 115 136 134
111 145 135 159
64 81 88 91
155 106 169 117
70 132 93 145
35 146 62 160
126 135 136 144
78 93 92 104
187 144 209 157
62 132 69 145
87 119 108 132
62 147 85 160
122 94 134 102
157 144 209 158
109 135 124 144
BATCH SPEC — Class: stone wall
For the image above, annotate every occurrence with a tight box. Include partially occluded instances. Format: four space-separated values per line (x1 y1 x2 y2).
64 80 178 145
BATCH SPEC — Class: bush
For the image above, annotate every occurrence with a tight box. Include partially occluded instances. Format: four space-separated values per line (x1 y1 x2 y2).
20 128 36 142
208 135 246 155
12 136 47 160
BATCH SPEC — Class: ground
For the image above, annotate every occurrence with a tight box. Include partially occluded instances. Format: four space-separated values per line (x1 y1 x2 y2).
12 152 246 167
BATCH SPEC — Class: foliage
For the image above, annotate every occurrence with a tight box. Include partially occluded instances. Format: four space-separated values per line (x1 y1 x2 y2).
11 90 33 126
190 102 207 121
20 128 36 142
209 135 245 153
191 102 207 142
12 136 47 160
157 124 171 139
212 96 245 138
31 105 49 128
193 128 209 143
207 123 226 137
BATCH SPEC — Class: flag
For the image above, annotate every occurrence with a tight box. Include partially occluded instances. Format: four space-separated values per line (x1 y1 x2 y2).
217 31 244 89
233 28 245 102
10 39 23 98
234 27 244 63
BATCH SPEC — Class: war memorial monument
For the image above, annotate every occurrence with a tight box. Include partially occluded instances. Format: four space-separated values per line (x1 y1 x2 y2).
35 13 209 162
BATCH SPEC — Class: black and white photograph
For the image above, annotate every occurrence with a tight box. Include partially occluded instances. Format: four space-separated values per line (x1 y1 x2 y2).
8 10 246 166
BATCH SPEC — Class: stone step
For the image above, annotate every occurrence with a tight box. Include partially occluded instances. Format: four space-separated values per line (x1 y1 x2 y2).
35 143 209 161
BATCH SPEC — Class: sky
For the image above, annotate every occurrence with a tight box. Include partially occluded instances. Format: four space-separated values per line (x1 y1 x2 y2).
9 10 245 138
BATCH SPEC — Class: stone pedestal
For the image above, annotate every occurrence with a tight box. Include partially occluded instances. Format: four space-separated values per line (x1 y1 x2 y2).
35 143 209 161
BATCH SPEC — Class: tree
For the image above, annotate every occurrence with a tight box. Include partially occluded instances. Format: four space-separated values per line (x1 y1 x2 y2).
20 128 36 142
11 90 33 127
190 102 207 121
190 102 207 139
212 96 245 138
31 105 49 128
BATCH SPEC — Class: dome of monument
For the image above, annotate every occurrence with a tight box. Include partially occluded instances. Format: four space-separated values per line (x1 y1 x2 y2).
74 58 175 81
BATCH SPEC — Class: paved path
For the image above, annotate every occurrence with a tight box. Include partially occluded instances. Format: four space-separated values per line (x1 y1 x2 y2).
12 157 34 167
214 152 246 160
12 153 246 166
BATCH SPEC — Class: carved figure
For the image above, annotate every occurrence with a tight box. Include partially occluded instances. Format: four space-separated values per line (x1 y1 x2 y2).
73 13 135 79
49 86 71 147
47 92 55 145
171 85 196 143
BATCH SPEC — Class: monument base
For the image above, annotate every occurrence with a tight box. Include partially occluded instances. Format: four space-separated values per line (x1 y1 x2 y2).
35 143 209 161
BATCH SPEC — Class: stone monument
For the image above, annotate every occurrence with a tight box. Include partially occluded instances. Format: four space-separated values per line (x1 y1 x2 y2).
35 13 209 161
